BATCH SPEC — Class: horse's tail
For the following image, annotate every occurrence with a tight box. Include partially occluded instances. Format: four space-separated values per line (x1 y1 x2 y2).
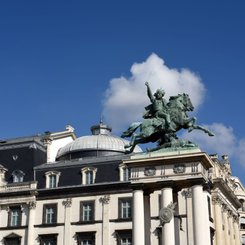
121 122 141 138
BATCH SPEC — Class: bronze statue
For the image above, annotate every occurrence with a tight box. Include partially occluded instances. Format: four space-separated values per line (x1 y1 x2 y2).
122 82 214 153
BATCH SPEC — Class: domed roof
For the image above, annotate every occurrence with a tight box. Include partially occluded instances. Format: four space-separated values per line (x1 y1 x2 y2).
56 123 142 160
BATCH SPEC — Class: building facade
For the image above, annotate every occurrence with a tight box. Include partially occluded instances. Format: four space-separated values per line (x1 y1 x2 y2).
0 123 244 245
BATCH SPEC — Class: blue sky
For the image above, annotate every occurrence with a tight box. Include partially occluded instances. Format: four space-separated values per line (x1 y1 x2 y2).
1 1 245 180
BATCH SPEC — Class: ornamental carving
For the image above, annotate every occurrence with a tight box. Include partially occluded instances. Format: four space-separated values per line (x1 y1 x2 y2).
144 167 156 176
182 188 192 198
173 164 186 174
62 198 72 208
28 201 37 209
159 202 176 226
100 195 110 204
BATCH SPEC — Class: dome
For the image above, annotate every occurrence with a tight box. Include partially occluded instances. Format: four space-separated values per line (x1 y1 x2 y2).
56 123 142 160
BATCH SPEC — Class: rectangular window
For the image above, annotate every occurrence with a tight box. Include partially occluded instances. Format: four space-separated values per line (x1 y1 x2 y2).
49 175 57 188
4 237 21 245
80 201 94 222
80 240 93 245
76 232 95 245
8 206 22 227
116 230 132 245
119 198 132 219
39 235 57 245
121 237 132 245
43 204 57 224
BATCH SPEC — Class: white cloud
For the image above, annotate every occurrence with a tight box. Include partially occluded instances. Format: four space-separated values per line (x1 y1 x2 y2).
102 54 245 170
181 123 237 156
181 123 245 170
103 53 206 132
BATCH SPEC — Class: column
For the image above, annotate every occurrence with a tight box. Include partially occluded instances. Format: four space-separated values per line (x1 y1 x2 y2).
222 205 229 245
27 201 37 245
63 198 72 245
228 212 235 245
234 216 240 245
212 197 224 245
133 189 145 245
144 194 151 245
192 185 210 245
161 187 175 245
100 195 110 245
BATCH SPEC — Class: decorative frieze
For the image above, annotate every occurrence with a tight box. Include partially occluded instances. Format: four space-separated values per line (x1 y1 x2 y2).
191 163 199 173
173 164 186 174
144 167 156 176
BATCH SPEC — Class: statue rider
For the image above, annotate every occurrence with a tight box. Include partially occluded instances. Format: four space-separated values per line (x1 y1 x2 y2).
143 82 175 131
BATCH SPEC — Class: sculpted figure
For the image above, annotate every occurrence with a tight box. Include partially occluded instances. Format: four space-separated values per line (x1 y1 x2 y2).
144 82 175 131
122 82 214 153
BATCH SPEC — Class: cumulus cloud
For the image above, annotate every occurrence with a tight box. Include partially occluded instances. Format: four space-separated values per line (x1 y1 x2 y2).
181 123 245 169
102 53 245 170
181 123 237 156
102 53 206 132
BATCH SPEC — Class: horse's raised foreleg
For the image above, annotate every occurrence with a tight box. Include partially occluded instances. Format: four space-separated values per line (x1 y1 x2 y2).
190 124 214 136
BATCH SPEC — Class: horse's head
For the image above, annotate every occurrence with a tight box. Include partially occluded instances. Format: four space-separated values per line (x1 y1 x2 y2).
168 93 194 112
181 93 194 111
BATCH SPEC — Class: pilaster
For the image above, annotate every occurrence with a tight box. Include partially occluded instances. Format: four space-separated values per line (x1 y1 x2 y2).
63 198 72 245
100 195 110 245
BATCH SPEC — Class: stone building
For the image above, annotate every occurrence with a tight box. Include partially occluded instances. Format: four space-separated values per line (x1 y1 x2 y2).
0 123 244 245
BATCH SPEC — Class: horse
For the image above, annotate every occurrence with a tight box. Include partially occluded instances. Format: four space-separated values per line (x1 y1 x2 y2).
122 93 214 153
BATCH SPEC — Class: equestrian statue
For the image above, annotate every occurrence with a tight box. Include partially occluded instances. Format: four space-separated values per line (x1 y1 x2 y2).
121 82 214 153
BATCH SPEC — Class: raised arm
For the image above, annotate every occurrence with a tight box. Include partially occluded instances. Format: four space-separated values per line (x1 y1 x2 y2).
145 82 154 102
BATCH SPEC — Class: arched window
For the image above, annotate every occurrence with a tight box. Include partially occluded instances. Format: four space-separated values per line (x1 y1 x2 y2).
119 164 131 181
12 170 25 183
45 171 61 188
81 167 97 185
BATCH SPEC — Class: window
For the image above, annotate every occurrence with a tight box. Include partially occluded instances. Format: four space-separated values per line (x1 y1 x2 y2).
242 234 245 245
4 233 21 245
39 235 57 245
8 206 22 227
85 171 93 185
43 204 57 224
45 171 61 188
80 201 94 222
12 170 25 183
81 167 97 185
119 198 132 219
241 217 245 229
121 237 132 245
116 230 132 245
76 232 95 245
49 175 57 188
207 196 213 221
